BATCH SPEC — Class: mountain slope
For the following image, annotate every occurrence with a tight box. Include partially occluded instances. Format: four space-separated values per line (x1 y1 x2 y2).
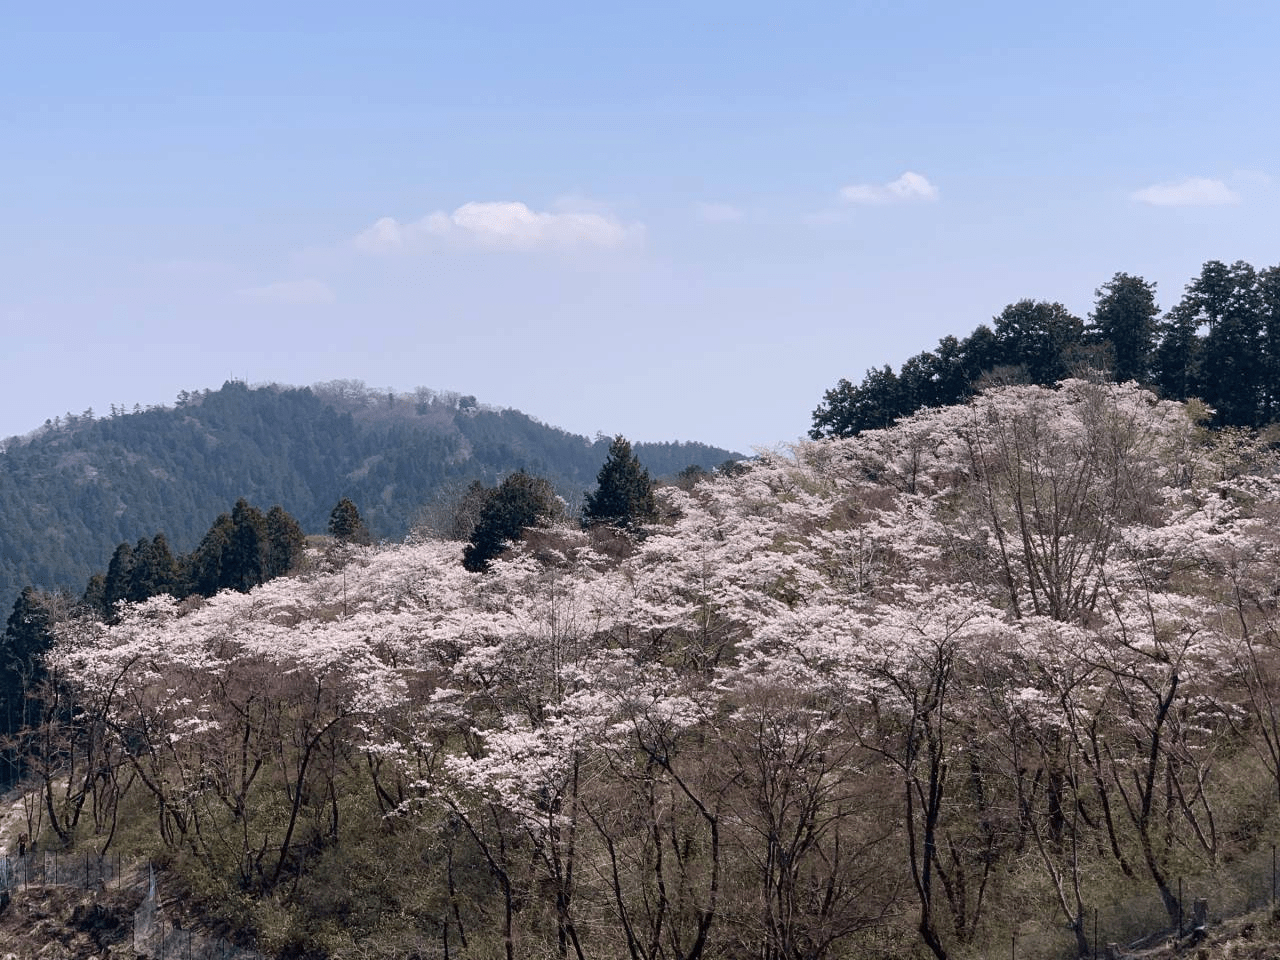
0 380 741 612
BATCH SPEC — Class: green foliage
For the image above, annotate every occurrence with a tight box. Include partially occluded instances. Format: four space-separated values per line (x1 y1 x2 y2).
463 471 562 571
1088 272 1159 383
328 497 370 545
226 498 269 591
0 380 739 615
265 504 307 577
101 541 135 613
126 533 179 603
188 511 236 597
582 435 657 531
991 298 1085 384
87 500 307 607
1 587 59 761
813 259 1280 439
810 367 905 438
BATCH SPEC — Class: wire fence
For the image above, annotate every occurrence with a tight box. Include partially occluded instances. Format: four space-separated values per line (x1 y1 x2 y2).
1005 840 1280 960
7 838 1276 960
0 851 266 960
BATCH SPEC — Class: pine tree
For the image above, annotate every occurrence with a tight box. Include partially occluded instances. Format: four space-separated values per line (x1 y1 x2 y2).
463 472 561 572
329 497 370 545
126 533 179 603
1 588 55 736
102 541 135 614
265 505 307 578
226 499 268 592
190 512 235 597
1088 273 1159 384
583 436 657 531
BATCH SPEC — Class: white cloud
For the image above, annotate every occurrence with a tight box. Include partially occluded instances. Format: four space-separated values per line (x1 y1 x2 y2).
695 201 744 222
239 278 335 304
840 171 939 205
354 201 643 254
1131 177 1240 207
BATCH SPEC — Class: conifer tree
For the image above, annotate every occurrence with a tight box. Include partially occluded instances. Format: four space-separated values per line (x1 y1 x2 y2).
583 435 657 531
463 471 561 572
1 588 55 736
1088 272 1159 384
102 541 135 613
265 505 307 578
126 533 180 603
189 512 235 597
226 499 268 592
329 497 370 545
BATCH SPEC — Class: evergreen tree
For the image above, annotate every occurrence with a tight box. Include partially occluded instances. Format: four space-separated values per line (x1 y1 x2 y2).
810 366 907 439
329 497 370 545
1259 265 1280 422
82 573 106 616
226 499 268 592
1152 304 1201 403
189 512 235 597
102 541 135 614
1 588 56 738
583 436 658 531
1088 273 1159 383
463 472 561 572
1196 261 1264 426
126 533 180 603
992 299 1085 384
959 323 1002 383
265 505 307 578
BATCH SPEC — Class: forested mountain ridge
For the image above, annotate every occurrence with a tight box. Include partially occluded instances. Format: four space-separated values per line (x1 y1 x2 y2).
0 379 740 613
813 259 1280 438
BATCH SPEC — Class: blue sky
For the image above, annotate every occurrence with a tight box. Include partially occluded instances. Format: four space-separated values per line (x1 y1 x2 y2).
3 2 1278 454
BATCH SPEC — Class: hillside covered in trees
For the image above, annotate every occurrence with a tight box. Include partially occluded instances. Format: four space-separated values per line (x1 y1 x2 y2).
812 259 1280 438
0 380 740 614
12 378 1280 959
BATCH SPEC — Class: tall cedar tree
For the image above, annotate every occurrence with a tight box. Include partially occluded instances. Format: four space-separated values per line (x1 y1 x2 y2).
265 505 307 577
126 534 180 603
582 435 658 531
463 471 561 572
1088 273 1159 384
226 499 269 592
329 497 370 545
1 588 55 737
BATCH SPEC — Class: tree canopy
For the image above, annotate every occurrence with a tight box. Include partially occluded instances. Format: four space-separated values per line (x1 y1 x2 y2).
463 471 562 572
581 435 657 531
813 258 1280 438
328 497 370 545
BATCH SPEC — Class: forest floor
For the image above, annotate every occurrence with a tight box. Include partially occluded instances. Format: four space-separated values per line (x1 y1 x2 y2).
1119 902 1280 960
3 783 1280 959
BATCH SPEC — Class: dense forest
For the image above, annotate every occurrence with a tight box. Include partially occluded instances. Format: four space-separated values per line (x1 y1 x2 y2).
7 377 1280 959
0 379 740 615
812 259 1280 438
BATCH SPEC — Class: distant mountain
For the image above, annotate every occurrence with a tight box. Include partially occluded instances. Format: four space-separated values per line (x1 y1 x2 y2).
0 380 741 613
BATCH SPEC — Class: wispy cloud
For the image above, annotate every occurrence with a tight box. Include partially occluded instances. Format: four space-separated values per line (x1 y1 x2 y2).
840 171 939 205
694 201 744 222
239 278 335 304
1132 177 1240 207
355 201 643 254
